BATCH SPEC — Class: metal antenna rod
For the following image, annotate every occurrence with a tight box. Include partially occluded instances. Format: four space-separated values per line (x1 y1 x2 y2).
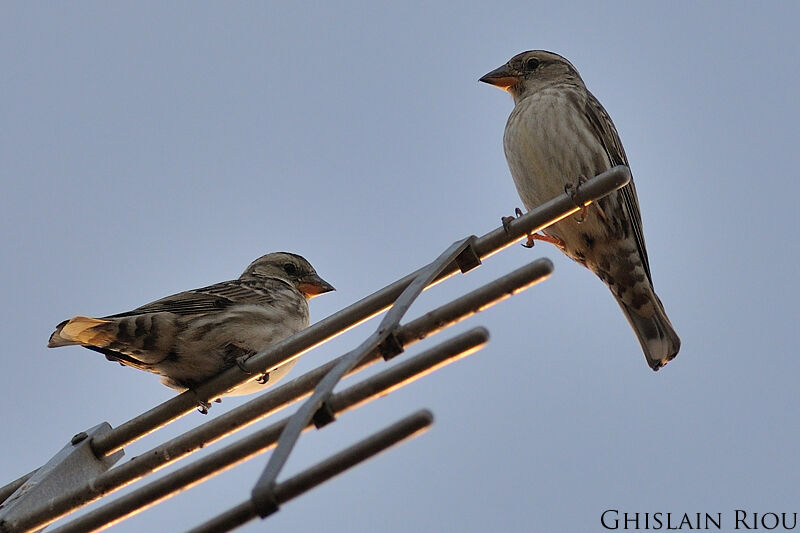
250 236 476 516
10 259 551 533
0 167 630 531
87 165 629 457
189 410 434 533
48 331 481 533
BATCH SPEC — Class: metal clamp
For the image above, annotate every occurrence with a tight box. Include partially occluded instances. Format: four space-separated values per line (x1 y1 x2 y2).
311 402 337 429
455 236 481 273
0 423 123 533
377 328 404 361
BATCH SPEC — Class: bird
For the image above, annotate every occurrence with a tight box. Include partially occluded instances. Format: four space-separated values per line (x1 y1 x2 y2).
48 252 335 401
480 50 680 370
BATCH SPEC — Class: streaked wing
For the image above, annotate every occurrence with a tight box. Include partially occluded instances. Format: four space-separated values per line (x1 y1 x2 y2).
105 278 290 318
583 90 652 282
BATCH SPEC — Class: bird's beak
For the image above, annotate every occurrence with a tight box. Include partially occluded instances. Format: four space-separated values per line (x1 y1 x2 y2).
298 274 335 299
479 64 519 91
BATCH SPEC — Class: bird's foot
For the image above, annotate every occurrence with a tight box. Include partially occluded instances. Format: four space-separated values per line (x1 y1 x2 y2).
235 355 252 373
501 215 515 233
236 354 270 384
528 234 566 251
502 207 541 248
522 233 536 248
565 175 589 223
501 207 524 234
236 352 269 385
197 399 211 415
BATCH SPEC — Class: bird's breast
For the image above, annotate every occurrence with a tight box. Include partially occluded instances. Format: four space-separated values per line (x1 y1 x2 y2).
503 88 609 211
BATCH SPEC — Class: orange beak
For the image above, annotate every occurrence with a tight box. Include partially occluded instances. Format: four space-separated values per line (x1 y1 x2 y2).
297 274 335 299
479 64 519 91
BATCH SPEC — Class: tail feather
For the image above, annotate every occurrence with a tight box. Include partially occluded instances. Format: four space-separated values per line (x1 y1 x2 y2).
48 317 113 348
617 296 680 371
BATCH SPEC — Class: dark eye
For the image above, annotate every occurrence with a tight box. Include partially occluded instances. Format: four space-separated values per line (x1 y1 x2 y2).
283 263 298 276
524 57 540 71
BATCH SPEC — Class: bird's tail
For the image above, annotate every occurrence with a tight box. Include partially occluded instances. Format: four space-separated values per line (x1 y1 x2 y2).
617 294 680 371
48 316 114 348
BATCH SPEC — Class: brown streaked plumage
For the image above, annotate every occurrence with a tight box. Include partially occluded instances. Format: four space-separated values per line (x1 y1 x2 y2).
49 252 334 395
481 50 680 370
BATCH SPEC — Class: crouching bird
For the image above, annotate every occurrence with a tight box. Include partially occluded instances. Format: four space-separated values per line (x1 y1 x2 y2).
480 50 680 370
49 252 334 402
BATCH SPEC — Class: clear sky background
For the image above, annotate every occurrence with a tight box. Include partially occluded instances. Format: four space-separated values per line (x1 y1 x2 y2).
1 2 798 532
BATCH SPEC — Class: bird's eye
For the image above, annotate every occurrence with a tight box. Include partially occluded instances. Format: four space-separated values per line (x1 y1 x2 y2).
283 263 298 276
524 57 540 71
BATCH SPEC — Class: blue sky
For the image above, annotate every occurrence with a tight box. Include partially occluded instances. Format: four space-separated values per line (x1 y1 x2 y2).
1 2 798 532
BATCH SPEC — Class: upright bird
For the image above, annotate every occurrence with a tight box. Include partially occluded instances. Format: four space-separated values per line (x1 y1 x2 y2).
480 50 680 370
49 252 334 398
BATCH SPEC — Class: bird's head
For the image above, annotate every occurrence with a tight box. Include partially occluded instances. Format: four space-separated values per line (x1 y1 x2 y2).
242 252 335 300
479 50 584 103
